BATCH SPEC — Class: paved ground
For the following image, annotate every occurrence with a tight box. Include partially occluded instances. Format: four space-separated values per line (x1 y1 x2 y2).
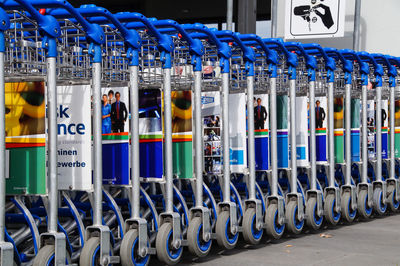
152 213 400 266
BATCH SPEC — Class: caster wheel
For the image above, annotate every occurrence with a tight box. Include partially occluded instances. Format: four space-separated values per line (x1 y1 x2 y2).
324 194 340 225
80 237 103 266
387 186 400 212
306 197 323 230
265 204 285 239
242 208 263 245
285 201 304 234
120 229 150 266
373 187 387 215
357 189 372 219
33 245 71 266
341 192 356 223
216 211 238 249
156 223 183 265
187 217 212 257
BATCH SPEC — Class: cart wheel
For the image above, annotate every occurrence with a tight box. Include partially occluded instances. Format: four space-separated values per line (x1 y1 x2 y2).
387 186 400 212
120 229 150 266
155 223 183 265
187 217 212 257
341 192 356 223
242 208 263 245
305 197 323 230
32 245 71 266
373 187 387 215
265 204 285 239
324 194 340 225
357 189 372 219
216 211 238 249
79 237 106 266
285 200 304 234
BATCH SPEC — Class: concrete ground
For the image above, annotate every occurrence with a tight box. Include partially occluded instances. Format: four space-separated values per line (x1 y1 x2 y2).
152 214 400 266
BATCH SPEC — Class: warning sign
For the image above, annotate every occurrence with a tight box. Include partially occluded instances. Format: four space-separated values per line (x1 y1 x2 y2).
285 0 346 39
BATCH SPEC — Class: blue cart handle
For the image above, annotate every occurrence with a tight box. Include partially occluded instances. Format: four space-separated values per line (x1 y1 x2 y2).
285 42 317 82
239 34 278 65
357 51 384 78
372 53 397 78
340 49 370 77
302 43 335 71
325 48 353 84
0 7 9 53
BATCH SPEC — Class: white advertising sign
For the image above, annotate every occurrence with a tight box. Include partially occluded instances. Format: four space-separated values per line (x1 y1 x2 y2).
285 0 346 39
229 93 247 172
57 85 92 190
296 96 309 166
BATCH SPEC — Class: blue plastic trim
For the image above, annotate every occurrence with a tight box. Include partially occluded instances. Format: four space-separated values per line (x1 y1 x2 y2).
42 35 57 57
88 43 102 63
264 38 298 68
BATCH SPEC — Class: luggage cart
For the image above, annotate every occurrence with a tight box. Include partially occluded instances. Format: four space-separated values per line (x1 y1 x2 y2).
267 39 306 234
0 5 13 266
357 52 388 216
0 1 70 264
324 48 358 223
303 44 342 225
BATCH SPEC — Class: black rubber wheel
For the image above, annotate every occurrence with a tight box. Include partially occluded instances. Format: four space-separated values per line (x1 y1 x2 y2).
387 186 400 212
324 194 340 225
285 201 304 234
373 187 387 215
341 192 356 223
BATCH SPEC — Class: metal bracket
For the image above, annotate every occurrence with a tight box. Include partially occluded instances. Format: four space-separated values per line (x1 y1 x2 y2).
244 199 263 231
217 201 238 235
286 192 304 221
86 225 119 265
40 232 66 266
341 184 357 210
373 180 387 204
266 195 285 225
324 186 341 213
306 189 324 217
0 241 14 266
159 212 182 249
125 217 149 258
189 206 212 242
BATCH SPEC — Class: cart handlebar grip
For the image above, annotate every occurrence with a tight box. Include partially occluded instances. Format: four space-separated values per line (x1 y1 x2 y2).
372 53 397 78
238 34 278 65
387 55 400 70
112 12 173 53
284 42 317 70
340 49 370 76
0 0 60 39
146 19 203 58
14 0 105 45
213 30 255 63
264 38 297 68
302 43 336 71
48 4 140 50
357 51 384 77
324 47 353 74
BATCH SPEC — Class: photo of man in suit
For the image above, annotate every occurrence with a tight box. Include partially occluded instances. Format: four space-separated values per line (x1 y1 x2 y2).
254 98 267 130
315 100 326 129
111 92 128 132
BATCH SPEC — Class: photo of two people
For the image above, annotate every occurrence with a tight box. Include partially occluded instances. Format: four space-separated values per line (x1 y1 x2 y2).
102 89 128 134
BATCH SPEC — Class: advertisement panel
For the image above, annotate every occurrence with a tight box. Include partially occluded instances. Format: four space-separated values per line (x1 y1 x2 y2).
253 94 269 170
315 97 327 162
296 96 309 166
334 97 344 163
229 93 247 173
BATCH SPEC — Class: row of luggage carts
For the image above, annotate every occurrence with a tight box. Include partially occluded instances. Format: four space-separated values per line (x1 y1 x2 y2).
0 1 399 265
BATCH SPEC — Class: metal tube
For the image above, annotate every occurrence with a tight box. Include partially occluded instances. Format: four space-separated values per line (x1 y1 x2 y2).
376 86 382 181
271 0 278 38
353 0 361 51
270 77 278 196
194 71 204 207
0 52 5 241
361 84 368 183
289 79 297 193
222 72 231 202
47 57 58 233
309 81 317 191
345 83 352 185
130 65 141 218
227 0 233 31
92 62 103 226
390 85 395 179
328 82 335 187
247 75 256 200
163 68 174 213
